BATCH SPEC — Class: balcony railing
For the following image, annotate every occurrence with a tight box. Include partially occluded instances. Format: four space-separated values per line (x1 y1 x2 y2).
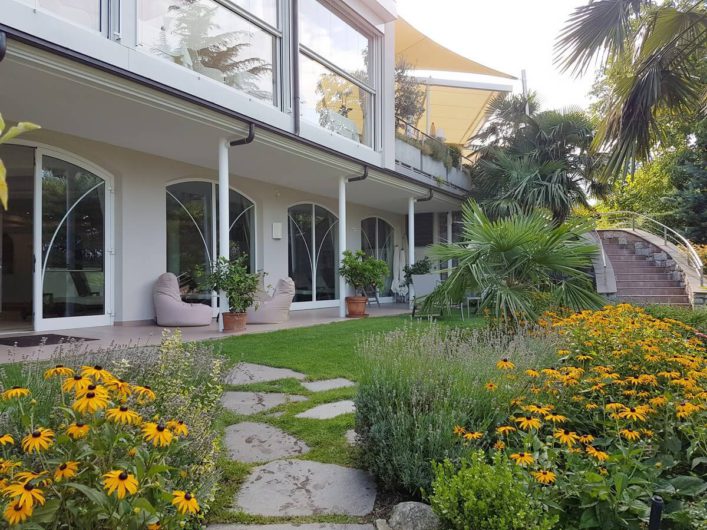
394 117 471 191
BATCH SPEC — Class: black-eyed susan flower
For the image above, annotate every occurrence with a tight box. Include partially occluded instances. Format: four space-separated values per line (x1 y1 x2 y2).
142 422 173 447
463 431 483 441
525 369 540 378
43 365 74 379
554 429 579 447
13 471 49 487
617 405 650 422
496 425 516 436
620 428 641 442
171 491 199 514
103 470 138 499
676 401 700 419
72 386 109 414
524 404 553 415
147 522 162 530
484 382 497 391
1 387 30 400
0 435 13 446
452 425 466 436
133 385 156 401
532 470 557 485
81 365 113 382
586 446 609 461
21 428 54 453
106 406 141 426
2 481 45 508
514 416 542 431
544 413 568 424
166 420 188 437
66 422 90 439
493 440 506 450
62 375 92 394
496 358 515 370
54 462 78 481
578 434 595 444
3 500 32 525
105 378 132 399
0 460 20 474
510 452 534 466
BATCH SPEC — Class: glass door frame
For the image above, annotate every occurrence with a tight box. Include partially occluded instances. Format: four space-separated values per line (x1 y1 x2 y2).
32 146 114 332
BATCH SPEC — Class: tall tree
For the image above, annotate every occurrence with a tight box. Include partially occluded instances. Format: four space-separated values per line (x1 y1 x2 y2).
555 0 707 176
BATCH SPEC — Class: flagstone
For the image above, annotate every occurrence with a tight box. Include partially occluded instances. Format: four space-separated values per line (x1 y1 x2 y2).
221 391 307 415
301 378 355 392
226 362 306 385
295 400 355 419
209 525 374 530
224 422 309 463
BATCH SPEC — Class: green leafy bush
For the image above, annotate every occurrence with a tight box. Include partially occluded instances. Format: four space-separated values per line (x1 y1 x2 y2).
430 451 558 530
355 324 556 495
196 255 259 313
338 250 389 295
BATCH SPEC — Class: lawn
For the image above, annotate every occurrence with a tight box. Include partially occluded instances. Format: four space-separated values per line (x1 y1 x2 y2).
208 312 484 524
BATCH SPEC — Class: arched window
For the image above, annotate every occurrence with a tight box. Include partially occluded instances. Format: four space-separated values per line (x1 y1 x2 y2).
361 217 394 296
166 181 254 301
288 204 338 303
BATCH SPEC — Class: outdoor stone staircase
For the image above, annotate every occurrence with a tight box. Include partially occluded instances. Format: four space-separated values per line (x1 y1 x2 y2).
599 230 691 306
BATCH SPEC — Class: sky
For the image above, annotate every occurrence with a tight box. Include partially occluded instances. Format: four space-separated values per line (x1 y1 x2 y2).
396 0 597 110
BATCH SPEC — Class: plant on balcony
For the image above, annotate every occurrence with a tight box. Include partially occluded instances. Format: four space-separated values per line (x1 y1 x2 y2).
394 59 425 126
339 250 389 317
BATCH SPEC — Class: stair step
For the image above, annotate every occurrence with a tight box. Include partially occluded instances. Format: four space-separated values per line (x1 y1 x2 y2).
615 280 682 288
612 266 671 273
618 295 690 304
617 287 686 296
615 273 675 280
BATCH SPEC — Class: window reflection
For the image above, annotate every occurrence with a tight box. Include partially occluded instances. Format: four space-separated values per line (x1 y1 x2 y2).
231 0 278 27
361 217 394 296
138 0 277 105
34 0 101 31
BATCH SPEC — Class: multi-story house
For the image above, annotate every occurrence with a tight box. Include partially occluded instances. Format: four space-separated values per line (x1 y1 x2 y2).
0 0 513 331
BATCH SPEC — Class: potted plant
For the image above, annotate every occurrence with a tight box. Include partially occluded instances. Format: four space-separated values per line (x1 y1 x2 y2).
196 254 260 332
339 250 389 317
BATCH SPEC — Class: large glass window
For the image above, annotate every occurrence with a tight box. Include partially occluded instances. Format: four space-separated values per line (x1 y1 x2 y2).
299 0 375 146
41 156 106 319
30 0 101 31
361 217 394 297
138 0 279 106
288 204 338 303
166 182 255 303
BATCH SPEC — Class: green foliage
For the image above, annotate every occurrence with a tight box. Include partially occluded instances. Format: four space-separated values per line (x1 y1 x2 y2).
425 201 604 323
394 59 426 125
0 113 41 209
355 324 557 495
402 256 432 285
430 452 558 530
338 250 389 296
196 255 259 313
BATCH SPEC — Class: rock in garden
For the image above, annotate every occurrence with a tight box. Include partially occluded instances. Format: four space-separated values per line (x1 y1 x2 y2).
302 378 356 392
388 502 441 530
221 391 307 415
223 422 309 463
295 400 355 419
226 362 306 385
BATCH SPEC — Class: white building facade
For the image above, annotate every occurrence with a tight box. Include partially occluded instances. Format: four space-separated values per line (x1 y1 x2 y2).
0 0 510 331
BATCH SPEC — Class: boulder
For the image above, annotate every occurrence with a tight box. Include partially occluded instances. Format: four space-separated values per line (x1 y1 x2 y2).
388 502 440 530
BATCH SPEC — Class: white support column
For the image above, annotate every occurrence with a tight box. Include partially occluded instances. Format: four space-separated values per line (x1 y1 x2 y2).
338 176 347 318
408 197 415 308
218 138 230 331
447 210 453 271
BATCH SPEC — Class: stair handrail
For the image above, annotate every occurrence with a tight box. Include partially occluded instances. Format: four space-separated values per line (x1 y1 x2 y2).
596 211 704 286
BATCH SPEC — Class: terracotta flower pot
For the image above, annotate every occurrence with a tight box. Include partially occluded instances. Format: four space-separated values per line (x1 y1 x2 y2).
345 296 369 318
222 312 247 332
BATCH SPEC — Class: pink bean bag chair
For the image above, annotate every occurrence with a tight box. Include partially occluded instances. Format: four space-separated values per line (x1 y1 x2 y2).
246 277 295 324
153 273 213 327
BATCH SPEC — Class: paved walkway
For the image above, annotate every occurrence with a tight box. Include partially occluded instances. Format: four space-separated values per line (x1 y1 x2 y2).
213 362 375 529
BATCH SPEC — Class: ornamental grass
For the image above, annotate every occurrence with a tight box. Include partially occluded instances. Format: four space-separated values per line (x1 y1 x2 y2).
449 304 707 528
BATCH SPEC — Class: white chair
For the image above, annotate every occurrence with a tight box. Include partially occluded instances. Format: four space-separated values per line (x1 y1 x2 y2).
153 273 213 327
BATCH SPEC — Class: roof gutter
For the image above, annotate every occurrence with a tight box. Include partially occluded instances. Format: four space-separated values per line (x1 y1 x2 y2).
0 25 465 202
229 122 255 147
417 189 434 202
347 166 368 183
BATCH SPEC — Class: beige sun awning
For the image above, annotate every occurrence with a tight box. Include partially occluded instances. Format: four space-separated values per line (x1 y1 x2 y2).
395 18 515 79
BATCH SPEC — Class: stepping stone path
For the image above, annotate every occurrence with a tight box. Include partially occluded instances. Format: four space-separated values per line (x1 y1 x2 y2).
226 362 306 385
216 362 374 527
224 423 310 463
221 391 307 416
295 400 356 420
301 378 355 392
235 460 376 517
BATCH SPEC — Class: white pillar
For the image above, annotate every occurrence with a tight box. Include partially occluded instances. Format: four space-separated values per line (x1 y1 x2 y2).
408 197 415 308
218 138 230 331
338 176 347 318
447 210 453 271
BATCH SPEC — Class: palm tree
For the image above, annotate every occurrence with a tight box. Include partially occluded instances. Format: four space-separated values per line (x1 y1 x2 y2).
423 201 604 323
469 93 609 223
555 0 707 176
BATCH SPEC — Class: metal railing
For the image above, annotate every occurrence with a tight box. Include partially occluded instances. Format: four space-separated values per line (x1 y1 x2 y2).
596 211 704 286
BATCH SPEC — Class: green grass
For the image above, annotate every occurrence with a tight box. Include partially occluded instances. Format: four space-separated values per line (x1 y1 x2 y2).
207 312 484 524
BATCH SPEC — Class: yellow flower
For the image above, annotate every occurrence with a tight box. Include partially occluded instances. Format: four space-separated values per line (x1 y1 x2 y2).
66 422 90 439
0 435 13 446
105 378 132 399
586 446 609 461
676 402 700 419
463 431 483 441
510 452 534 466
484 382 497 392
62 375 92 394
585 403 599 410
21 428 54 453
2 481 45 508
13 471 49 487
128 447 138 457
544 413 568 424
532 470 557 485
102 470 138 499
578 434 595 444
171 491 199 514
514 416 542 431
54 462 78 481
1 387 30 400
3 500 32 525
525 369 540 378
493 440 506 450
43 365 74 379
553 429 579 447
106 406 141 426
496 425 516 436
142 422 174 447
617 405 650 422
147 522 162 530
0 460 20 474
80 365 113 382
496 358 515 370
605 402 624 412
72 385 109 414
620 428 641 442
133 385 156 401
453 425 466 436
166 420 189 437
524 404 553 415
649 395 668 407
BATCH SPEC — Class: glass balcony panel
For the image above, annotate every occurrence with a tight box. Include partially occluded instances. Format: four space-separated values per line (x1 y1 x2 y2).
299 54 372 146
138 0 277 105
299 0 371 85
231 0 278 27
32 0 101 31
